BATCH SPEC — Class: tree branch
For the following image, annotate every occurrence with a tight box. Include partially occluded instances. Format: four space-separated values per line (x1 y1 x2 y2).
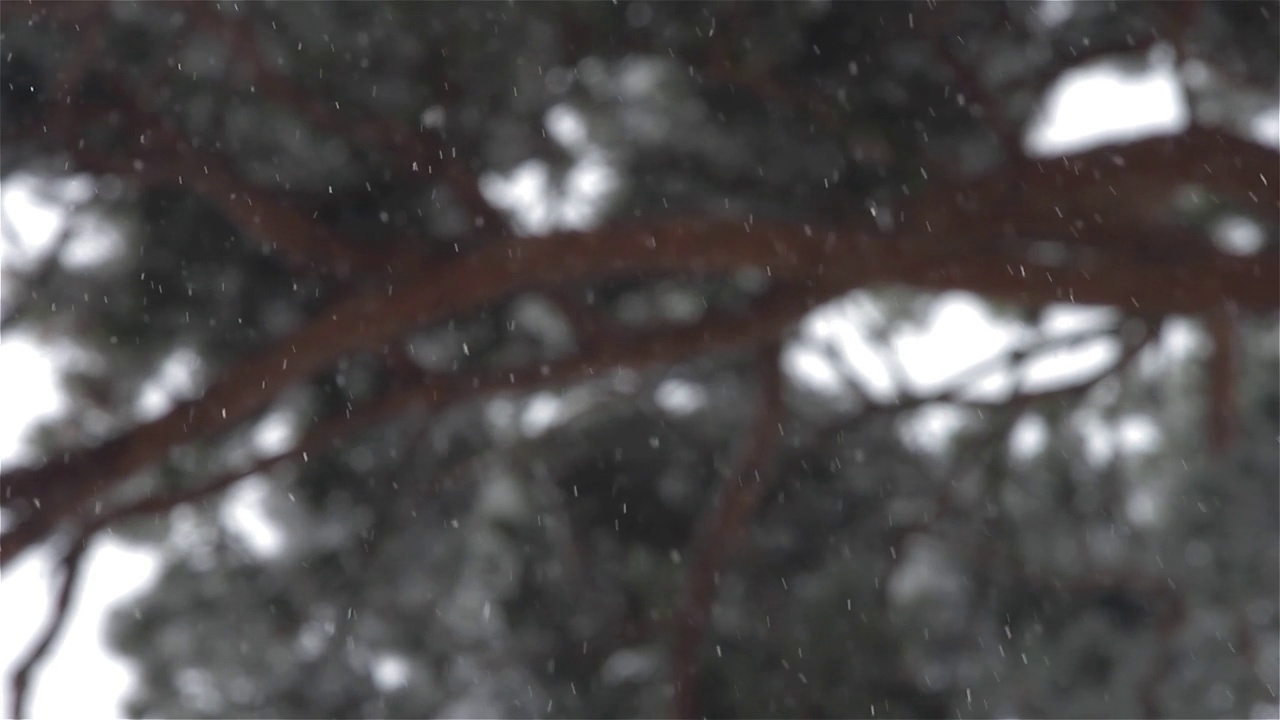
58 75 405 279
8 533 88 720
1207 302 1239 452
176 2 509 235
0 283 820 567
0 300 802 715
670 344 784 720
5 3 505 282
1 126 1276 567
935 33 1027 161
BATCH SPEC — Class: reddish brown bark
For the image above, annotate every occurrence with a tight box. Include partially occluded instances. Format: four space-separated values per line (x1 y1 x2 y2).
1 202 1276 566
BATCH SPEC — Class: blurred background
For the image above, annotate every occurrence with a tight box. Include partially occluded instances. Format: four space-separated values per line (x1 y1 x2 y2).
1 2 1277 718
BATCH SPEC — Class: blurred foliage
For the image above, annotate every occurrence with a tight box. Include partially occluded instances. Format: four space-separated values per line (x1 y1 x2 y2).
1 1 1277 719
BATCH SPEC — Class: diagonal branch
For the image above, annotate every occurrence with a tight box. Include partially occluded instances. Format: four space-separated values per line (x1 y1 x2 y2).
50 75 404 279
0 225 76 333
932 28 1027 161
0 293 810 713
8 3 505 281
670 344 785 720
8 533 88 720
2 127 1276 568
0 282 820 567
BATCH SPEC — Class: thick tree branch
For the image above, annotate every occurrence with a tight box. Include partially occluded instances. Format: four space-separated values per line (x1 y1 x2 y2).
898 126 1279 255
1 118 1276 567
44 287 805 549
2 194 1276 566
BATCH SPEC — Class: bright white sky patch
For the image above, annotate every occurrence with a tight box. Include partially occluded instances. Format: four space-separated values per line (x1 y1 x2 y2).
1035 0 1074 29
795 295 1127 407
250 406 304 457
1009 413 1051 461
1039 304 1118 337
479 103 621 235
783 344 852 398
654 378 708 416
1211 215 1268 256
0 540 159 720
1018 334 1120 394
1026 45 1189 156
133 347 207 422
60 212 127 272
898 403 973 456
519 391 568 437
889 292 1025 397
2 176 160 718
1116 413 1162 454
0 333 65 465
797 293 898 402
518 386 610 439
480 159 555 234
220 476 287 559
370 653 412 692
545 103 590 149
1 174 94 271
1250 105 1280 148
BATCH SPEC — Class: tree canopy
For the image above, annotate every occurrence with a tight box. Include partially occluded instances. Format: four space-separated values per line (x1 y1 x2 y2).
1 1 1277 718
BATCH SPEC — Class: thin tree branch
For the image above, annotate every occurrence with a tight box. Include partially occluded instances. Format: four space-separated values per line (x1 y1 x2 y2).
670 344 784 720
1207 302 1239 452
176 2 509 235
0 225 75 333
1 15 413 279
938 35 1027 161
8 533 88 720
808 317 1159 463
59 74 403 279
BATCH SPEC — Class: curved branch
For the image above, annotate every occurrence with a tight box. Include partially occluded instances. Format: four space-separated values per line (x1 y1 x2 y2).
2 125 1276 567
0 297 807 712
